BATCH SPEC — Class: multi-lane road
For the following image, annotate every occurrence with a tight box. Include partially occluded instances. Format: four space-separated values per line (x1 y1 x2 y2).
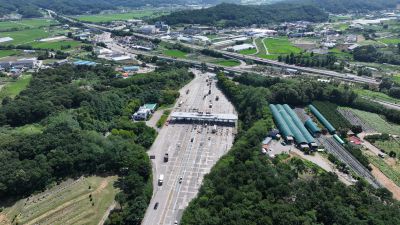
50 10 380 86
141 70 237 225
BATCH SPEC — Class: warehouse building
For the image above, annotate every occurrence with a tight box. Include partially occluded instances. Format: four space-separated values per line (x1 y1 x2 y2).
304 118 322 137
269 104 294 143
276 104 308 147
270 104 318 150
282 104 318 149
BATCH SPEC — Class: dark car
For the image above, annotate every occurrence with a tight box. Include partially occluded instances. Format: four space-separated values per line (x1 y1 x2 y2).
154 202 159 210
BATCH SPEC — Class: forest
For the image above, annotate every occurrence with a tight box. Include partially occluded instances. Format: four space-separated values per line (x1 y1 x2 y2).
0 63 194 225
181 72 400 225
0 0 238 17
155 3 328 27
296 0 400 13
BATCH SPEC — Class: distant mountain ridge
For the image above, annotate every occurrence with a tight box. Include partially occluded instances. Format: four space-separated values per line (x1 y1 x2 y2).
290 0 400 13
0 0 238 18
0 0 399 18
154 3 329 27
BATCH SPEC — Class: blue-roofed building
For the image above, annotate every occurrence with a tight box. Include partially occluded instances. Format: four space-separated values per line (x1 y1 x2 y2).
73 60 97 66
123 66 139 72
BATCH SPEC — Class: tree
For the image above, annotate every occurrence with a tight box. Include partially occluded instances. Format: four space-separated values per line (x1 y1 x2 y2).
379 77 393 91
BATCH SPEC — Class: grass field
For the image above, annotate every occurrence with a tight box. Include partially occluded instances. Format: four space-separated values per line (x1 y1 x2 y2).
263 37 301 57
328 48 353 59
394 75 400 86
239 48 257 55
374 139 400 156
355 89 400 104
366 154 400 187
75 10 169 23
337 23 350 31
0 50 19 58
163 49 187 58
0 28 49 45
253 37 301 60
30 40 81 50
0 75 32 100
348 108 400 135
213 59 240 67
0 176 119 225
379 38 400 45
0 19 57 31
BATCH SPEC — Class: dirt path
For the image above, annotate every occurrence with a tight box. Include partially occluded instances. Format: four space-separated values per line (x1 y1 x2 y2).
146 110 164 129
0 213 11 225
252 38 260 55
370 164 400 200
24 179 110 225
97 201 116 225
262 37 269 55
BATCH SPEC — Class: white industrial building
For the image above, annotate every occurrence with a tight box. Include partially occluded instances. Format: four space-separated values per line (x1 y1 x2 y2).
226 43 255 52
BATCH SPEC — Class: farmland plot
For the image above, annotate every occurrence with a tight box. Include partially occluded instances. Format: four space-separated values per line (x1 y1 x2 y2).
313 101 351 129
348 108 400 135
0 176 118 225
338 108 375 133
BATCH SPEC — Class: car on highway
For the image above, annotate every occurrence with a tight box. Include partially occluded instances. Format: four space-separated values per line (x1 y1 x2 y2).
174 220 178 225
154 202 159 210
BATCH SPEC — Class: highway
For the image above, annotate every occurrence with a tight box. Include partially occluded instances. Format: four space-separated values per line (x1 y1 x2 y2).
141 70 237 225
129 32 380 85
50 11 380 85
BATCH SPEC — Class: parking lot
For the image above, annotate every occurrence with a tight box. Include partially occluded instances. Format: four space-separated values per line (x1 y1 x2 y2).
141 70 237 225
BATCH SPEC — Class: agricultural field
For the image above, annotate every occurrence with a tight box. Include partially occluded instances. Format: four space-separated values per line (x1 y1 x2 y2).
394 75 400 86
312 101 351 130
0 75 32 100
379 38 400 45
348 108 400 135
75 10 169 23
262 37 302 59
328 48 353 59
30 40 81 50
338 108 375 132
163 49 187 58
0 28 49 45
366 154 400 187
374 139 400 156
0 50 19 58
0 176 119 225
213 59 240 67
0 19 58 31
239 48 257 55
355 89 400 104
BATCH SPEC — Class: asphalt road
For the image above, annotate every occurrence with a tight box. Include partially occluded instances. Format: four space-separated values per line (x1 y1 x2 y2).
141 70 237 225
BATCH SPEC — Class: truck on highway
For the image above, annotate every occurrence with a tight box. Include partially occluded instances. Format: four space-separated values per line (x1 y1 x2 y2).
164 153 169 162
158 174 164 186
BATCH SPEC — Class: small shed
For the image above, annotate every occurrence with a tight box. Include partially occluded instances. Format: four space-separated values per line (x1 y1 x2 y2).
144 103 157 113
123 66 139 72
